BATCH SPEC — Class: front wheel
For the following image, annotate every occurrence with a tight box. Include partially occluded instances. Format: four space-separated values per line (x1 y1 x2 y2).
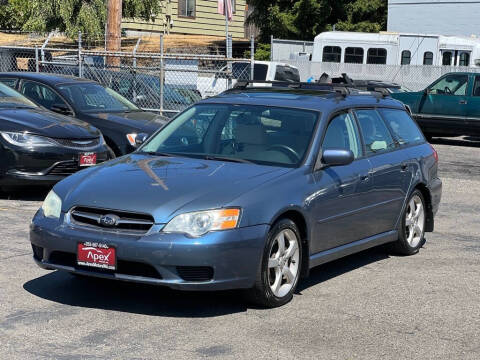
245 219 302 308
390 189 426 255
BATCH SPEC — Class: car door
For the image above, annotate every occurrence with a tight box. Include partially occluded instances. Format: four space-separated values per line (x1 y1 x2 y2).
355 109 405 235
310 111 373 253
464 74 480 134
416 73 468 134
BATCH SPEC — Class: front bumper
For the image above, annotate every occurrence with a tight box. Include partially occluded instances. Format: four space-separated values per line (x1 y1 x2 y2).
30 214 268 291
0 143 110 186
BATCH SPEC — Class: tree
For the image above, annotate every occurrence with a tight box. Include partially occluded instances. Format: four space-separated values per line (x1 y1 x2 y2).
246 0 387 41
1 0 163 38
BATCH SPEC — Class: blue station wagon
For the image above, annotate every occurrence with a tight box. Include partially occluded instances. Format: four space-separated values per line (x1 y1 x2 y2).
30 84 442 307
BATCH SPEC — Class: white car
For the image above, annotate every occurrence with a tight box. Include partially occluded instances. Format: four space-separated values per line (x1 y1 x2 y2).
197 61 300 98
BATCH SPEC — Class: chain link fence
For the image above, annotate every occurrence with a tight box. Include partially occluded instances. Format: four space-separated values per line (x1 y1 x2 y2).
0 31 254 117
279 60 478 91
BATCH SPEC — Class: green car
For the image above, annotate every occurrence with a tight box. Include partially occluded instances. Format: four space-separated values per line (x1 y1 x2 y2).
392 72 480 139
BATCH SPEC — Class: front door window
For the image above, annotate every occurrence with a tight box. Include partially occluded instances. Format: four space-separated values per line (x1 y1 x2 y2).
428 74 468 96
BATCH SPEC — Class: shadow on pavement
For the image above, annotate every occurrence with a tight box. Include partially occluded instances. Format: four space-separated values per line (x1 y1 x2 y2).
23 271 248 317
296 246 389 293
0 186 49 201
24 246 390 315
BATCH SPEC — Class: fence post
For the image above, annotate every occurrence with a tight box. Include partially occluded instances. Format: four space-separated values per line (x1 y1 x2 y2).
270 35 273 61
160 34 164 116
227 35 232 89
250 35 254 81
34 46 39 73
78 31 83 78
132 38 141 103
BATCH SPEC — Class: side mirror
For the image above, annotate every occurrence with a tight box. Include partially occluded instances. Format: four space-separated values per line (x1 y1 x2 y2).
135 133 149 146
423 88 430 95
51 103 72 116
321 149 354 167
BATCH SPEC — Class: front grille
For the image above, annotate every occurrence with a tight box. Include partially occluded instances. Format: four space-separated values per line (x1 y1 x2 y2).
48 251 162 279
69 206 154 234
177 266 214 282
52 137 101 150
48 160 79 175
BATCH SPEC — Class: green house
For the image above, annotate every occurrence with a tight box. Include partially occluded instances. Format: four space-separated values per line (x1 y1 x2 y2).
122 0 248 39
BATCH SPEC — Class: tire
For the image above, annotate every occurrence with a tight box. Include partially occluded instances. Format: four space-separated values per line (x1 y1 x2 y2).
244 218 302 308
390 189 426 255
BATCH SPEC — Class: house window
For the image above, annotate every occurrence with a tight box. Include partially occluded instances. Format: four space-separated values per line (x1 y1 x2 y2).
322 46 341 63
423 52 433 65
401 50 411 65
442 51 452 66
178 0 195 17
459 52 470 66
367 48 387 64
344 47 364 64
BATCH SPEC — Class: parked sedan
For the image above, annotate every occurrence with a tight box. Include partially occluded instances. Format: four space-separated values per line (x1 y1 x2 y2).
0 82 110 191
0 73 169 155
30 85 441 307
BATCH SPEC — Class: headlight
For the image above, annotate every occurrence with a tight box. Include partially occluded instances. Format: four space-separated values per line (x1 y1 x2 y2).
1 132 56 147
126 133 138 146
162 208 241 237
41 190 62 219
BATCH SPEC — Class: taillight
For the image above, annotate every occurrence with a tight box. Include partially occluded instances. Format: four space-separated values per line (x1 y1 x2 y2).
429 144 438 162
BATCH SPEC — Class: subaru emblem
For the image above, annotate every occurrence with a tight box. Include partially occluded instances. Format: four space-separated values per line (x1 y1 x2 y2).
99 214 119 227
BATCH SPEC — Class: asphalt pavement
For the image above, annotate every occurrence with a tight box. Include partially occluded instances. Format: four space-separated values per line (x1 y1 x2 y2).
1 137 479 360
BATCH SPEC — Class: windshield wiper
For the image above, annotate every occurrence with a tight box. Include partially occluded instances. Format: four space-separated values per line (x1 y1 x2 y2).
137 151 175 157
203 155 254 164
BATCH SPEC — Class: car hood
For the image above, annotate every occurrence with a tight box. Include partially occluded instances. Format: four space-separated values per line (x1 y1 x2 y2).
0 108 100 138
57 154 291 223
88 111 168 134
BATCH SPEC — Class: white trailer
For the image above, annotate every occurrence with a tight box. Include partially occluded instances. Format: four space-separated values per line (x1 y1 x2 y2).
311 31 480 67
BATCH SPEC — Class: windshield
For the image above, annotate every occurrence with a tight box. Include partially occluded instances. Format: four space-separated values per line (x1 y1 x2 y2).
140 104 319 167
0 82 37 109
57 83 139 113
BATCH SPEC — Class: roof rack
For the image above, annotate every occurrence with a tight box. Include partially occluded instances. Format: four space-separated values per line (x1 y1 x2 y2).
230 80 390 98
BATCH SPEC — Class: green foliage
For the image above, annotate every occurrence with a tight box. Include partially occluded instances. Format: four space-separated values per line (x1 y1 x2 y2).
0 0 163 38
247 0 387 41
244 43 271 61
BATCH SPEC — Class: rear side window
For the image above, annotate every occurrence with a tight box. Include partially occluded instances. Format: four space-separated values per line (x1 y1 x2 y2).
274 66 300 82
378 109 424 145
355 109 396 155
323 113 362 159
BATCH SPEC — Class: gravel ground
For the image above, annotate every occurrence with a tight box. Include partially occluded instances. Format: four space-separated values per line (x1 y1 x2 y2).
0 137 479 360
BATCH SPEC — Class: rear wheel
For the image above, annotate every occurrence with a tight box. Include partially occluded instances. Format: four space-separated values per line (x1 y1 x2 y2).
245 219 302 308
390 189 426 255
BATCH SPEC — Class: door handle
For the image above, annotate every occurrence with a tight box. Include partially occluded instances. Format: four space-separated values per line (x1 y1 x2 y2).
459 99 467 105
400 163 408 172
360 174 370 181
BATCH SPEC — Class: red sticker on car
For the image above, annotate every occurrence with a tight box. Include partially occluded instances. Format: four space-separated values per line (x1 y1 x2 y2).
79 153 97 167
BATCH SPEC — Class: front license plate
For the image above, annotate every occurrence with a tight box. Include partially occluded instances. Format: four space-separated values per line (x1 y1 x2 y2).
77 242 116 270
79 152 97 167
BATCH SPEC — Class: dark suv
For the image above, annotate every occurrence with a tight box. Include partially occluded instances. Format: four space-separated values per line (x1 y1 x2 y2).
30 82 442 308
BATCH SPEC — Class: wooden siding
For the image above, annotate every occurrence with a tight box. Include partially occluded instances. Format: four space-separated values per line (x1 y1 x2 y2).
122 0 247 39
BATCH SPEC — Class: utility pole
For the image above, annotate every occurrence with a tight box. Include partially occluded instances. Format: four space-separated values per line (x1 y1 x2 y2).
106 0 122 67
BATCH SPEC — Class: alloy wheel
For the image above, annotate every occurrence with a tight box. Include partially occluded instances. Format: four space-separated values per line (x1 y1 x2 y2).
267 229 300 298
405 194 425 248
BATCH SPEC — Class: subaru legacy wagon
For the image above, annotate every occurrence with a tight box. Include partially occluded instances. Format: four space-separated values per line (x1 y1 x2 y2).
30 84 442 307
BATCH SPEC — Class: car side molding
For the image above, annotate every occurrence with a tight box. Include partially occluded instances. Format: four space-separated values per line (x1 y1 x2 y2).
309 230 398 268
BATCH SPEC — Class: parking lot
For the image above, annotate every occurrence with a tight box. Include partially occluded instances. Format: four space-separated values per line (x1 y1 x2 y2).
0 138 479 360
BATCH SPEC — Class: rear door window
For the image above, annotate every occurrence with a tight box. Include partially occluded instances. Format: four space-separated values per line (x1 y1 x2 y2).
355 109 396 155
378 109 424 145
